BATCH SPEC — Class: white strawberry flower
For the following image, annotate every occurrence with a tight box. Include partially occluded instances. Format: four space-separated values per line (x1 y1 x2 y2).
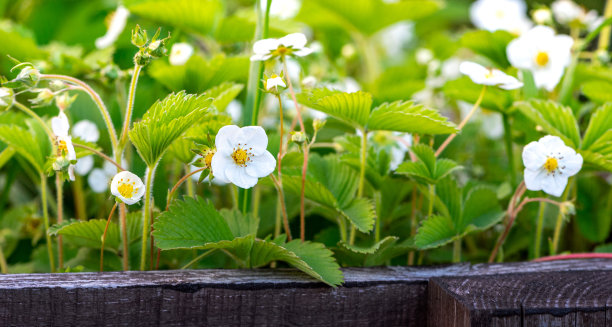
459 61 523 90
51 111 77 180
265 74 286 91
211 125 276 189
250 33 313 62
95 5 130 49
507 26 573 91
72 120 100 143
532 8 553 25
110 171 145 205
522 135 583 197
169 42 194 66
470 0 532 34
551 0 599 27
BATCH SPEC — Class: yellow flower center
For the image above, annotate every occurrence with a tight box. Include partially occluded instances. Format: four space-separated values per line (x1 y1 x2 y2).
231 144 252 167
272 46 291 57
535 51 549 67
58 140 67 154
117 178 137 198
544 157 558 173
204 150 215 168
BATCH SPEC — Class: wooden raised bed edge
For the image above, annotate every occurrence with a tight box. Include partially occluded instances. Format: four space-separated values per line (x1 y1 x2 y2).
0 259 610 326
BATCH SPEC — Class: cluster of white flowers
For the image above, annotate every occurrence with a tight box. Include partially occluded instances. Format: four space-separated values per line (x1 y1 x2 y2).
551 0 600 29
470 0 532 35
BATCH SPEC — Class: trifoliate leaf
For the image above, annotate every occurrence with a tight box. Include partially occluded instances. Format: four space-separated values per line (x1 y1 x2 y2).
297 88 372 128
396 145 462 185
415 215 456 249
129 91 212 166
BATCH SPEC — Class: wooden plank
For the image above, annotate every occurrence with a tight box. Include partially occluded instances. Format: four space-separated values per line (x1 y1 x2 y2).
429 268 612 327
0 259 609 326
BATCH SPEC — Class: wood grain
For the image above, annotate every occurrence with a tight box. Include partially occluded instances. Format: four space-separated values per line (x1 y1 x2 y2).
0 259 609 326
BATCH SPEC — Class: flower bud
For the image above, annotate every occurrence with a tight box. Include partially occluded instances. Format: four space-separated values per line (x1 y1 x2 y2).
532 8 553 25
56 93 77 111
131 25 148 48
313 118 326 131
15 66 40 88
148 39 169 58
49 80 66 92
53 156 71 172
291 131 306 143
134 51 152 66
0 87 14 110
560 201 576 218
30 88 55 107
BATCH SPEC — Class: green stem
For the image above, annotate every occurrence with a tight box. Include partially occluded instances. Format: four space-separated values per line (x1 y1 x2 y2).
427 184 435 218
55 174 63 271
452 239 461 263
0 244 7 274
599 0 612 51
435 86 487 157
140 165 156 271
41 174 56 273
338 216 347 242
13 101 55 140
551 181 572 255
374 191 381 243
502 113 516 187
185 165 195 197
534 201 546 259
181 249 216 269
72 175 87 220
40 74 118 153
119 65 142 150
119 204 129 270
349 129 368 245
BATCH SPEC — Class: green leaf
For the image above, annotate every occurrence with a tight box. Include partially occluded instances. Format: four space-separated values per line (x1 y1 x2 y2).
153 197 234 250
341 198 376 233
582 81 612 103
459 187 505 233
335 236 407 267
396 145 461 185
297 88 372 128
514 100 581 148
297 0 439 35
367 101 457 135
444 77 514 113
414 215 456 249
434 177 462 220
0 125 50 173
205 82 244 112
129 91 212 166
283 240 344 286
127 0 223 35
282 175 337 208
434 159 462 180
220 209 259 238
582 103 612 150
0 27 46 61
308 154 359 208
48 219 121 251
460 30 515 68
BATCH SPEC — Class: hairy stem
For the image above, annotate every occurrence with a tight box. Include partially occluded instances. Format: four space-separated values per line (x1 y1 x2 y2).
435 86 487 157
140 165 156 270
72 175 87 220
119 204 129 270
533 201 546 259
502 113 516 186
427 184 435 218
119 65 142 150
100 202 118 272
166 167 206 211
40 74 118 152
73 143 125 171
599 0 612 51
551 182 572 255
41 174 56 273
349 129 368 245
0 244 7 274
271 176 292 241
55 175 64 271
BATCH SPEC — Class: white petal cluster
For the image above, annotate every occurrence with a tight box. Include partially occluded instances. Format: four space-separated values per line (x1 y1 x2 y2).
250 33 313 61
169 43 194 66
459 61 523 90
211 125 276 189
551 0 599 27
51 111 76 180
265 75 286 91
95 6 130 49
507 26 573 91
110 171 145 205
522 135 583 197
72 120 100 176
470 0 532 34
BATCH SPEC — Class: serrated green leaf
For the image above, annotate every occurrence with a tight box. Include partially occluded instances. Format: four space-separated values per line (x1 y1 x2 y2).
580 149 612 172
127 0 223 35
153 197 234 250
0 125 50 173
220 209 259 238
435 177 462 220
335 236 407 267
395 161 433 184
308 154 359 208
396 145 461 185
0 147 15 170
283 240 344 286
415 215 456 249
341 198 376 233
48 219 121 251
434 158 462 180
205 82 244 112
582 81 612 103
411 144 436 174
367 101 457 135
297 88 372 128
582 103 612 150
460 30 515 68
129 91 212 166
282 175 337 208
515 100 581 148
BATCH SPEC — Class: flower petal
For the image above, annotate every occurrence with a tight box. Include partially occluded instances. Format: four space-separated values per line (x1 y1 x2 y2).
226 165 259 189
538 135 566 152
540 174 568 197
524 168 545 191
215 125 241 155
51 112 70 137
72 120 100 143
559 151 583 177
88 168 109 193
74 155 94 176
245 150 276 178
522 140 547 170
253 38 280 55
210 151 232 183
237 126 268 155
292 47 313 57
279 33 307 49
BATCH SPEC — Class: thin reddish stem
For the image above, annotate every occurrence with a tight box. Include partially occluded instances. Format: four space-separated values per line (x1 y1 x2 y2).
100 202 118 272
166 167 206 211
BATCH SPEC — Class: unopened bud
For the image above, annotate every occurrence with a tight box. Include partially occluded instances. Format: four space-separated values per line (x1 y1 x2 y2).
30 89 55 107
131 25 148 48
313 118 326 131
291 131 307 143
56 93 77 111
15 66 40 87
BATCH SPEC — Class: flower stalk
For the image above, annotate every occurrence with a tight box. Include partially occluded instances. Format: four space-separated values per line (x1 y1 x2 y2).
40 174 56 273
100 202 118 272
119 65 142 151
140 165 156 270
55 174 64 270
550 179 572 255
349 128 368 245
